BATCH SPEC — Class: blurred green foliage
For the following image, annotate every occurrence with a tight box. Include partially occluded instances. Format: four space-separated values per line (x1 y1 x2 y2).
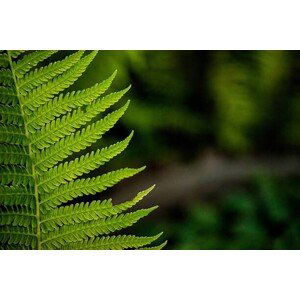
135 175 300 250
73 50 299 164
74 50 206 164
209 51 289 152
61 50 300 249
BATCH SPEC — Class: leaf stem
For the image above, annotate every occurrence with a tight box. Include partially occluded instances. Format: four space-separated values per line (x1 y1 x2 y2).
7 51 42 249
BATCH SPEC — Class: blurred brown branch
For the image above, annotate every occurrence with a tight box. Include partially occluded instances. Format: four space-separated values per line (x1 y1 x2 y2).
111 152 300 208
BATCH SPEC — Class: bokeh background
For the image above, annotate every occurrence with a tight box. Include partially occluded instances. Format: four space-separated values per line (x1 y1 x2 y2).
68 50 299 249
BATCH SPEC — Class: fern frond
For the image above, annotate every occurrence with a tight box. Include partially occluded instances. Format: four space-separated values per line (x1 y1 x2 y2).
0 124 27 145
0 104 24 125
0 244 32 250
9 50 26 59
34 99 131 171
0 69 14 86
113 185 155 212
0 207 36 228
41 207 157 249
30 97 130 151
40 185 154 232
38 132 133 192
40 199 114 232
0 144 30 165
139 241 168 250
61 233 163 250
0 226 37 247
0 53 10 67
0 186 35 208
26 70 118 131
0 86 18 105
13 50 57 78
40 167 145 211
18 51 84 95
22 51 98 112
0 166 34 186
0 50 164 250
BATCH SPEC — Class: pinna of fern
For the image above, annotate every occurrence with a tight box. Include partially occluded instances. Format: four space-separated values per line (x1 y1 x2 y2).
0 50 166 250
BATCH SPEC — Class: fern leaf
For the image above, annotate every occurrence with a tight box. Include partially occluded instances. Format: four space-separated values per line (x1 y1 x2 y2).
0 166 34 186
40 199 114 232
0 207 36 228
40 167 145 211
18 51 84 95
41 207 157 249
114 185 155 212
0 226 37 247
61 233 163 250
0 50 164 250
38 132 133 192
0 69 14 86
9 50 26 59
30 97 130 151
139 241 168 250
0 186 35 208
0 104 24 125
0 86 18 106
0 144 30 165
0 124 27 145
0 244 32 250
0 53 10 67
26 70 118 131
34 99 131 171
12 50 57 78
22 51 98 112
40 185 154 231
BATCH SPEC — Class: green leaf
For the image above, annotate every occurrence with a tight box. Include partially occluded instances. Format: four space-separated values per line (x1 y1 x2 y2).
0 166 34 186
0 207 36 228
38 132 133 192
34 100 131 171
40 167 146 211
42 207 157 249
26 70 117 131
0 226 37 247
0 104 24 126
61 233 163 250
41 185 154 232
41 199 114 232
18 51 85 95
0 124 27 145
30 98 130 151
0 53 10 67
0 50 163 250
9 50 26 59
114 185 155 212
22 51 98 112
139 241 168 250
0 186 35 208
12 50 58 78
0 144 30 165
0 86 18 106
0 69 14 86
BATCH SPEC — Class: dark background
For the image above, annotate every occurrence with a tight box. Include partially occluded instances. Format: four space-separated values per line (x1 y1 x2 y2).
70 50 300 249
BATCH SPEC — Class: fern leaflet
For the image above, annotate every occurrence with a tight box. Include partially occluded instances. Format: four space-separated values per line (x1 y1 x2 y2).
0 50 165 250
